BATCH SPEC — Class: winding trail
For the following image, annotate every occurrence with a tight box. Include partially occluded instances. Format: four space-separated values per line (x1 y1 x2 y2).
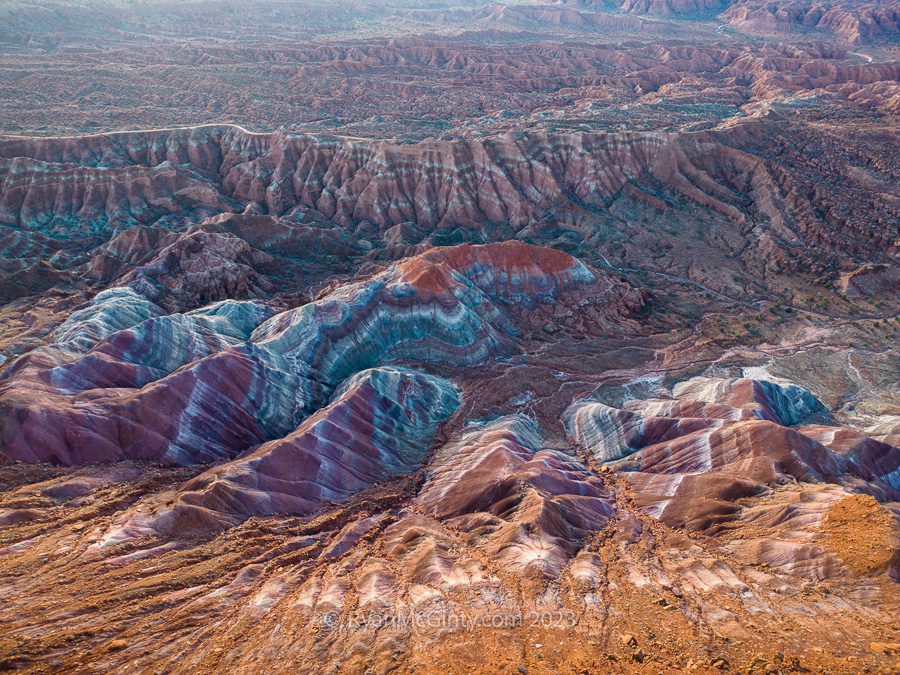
849 51 874 63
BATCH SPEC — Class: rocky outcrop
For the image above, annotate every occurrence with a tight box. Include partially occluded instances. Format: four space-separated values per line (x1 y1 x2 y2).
837 262 900 298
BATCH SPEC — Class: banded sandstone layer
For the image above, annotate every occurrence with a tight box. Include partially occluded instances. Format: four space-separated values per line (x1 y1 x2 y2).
0 1 899 673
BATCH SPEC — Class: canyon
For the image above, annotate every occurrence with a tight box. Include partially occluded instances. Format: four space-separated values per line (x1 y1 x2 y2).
0 1 897 673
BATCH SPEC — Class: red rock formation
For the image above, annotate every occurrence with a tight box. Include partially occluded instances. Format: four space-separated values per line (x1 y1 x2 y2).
0 5 898 672
721 0 900 43
0 241 642 467
566 376 899 534
112 367 460 538
417 415 615 578
1 120 895 308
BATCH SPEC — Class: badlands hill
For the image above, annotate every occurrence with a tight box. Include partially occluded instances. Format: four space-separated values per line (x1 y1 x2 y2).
0 1 897 673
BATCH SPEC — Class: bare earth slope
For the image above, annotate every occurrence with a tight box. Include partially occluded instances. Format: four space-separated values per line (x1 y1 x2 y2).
0 1 898 673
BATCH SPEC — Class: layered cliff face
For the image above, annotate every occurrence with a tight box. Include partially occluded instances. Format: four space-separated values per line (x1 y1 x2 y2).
0 87 897 675
563 0 897 43
721 0 900 44
0 121 896 312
